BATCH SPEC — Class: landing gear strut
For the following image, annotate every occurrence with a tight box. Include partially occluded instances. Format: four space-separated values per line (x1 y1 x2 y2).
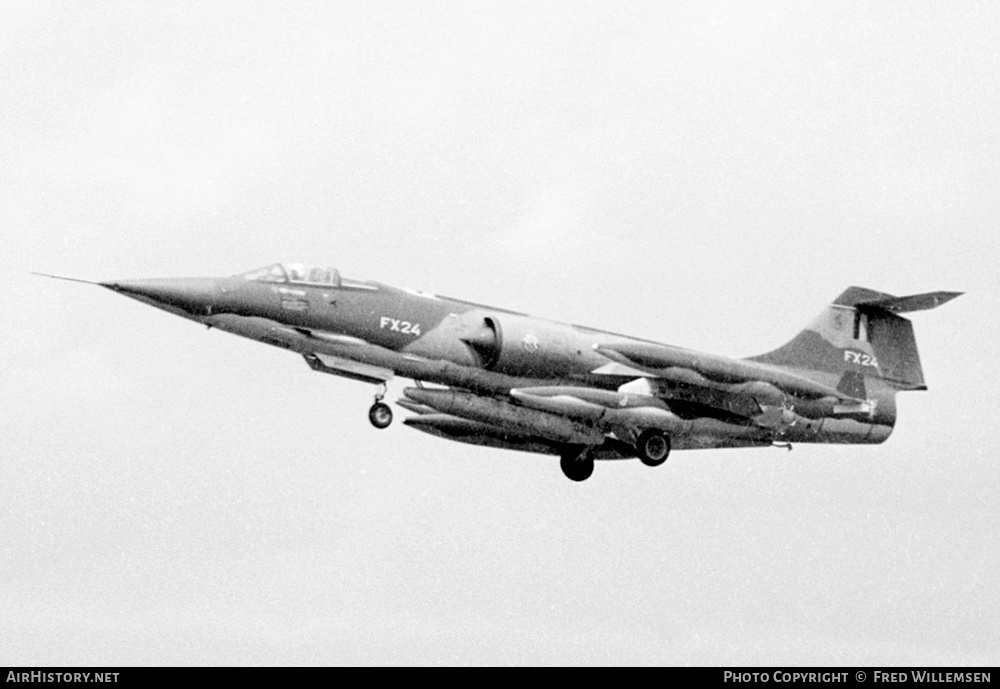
368 383 392 429
635 430 671 467
559 446 594 482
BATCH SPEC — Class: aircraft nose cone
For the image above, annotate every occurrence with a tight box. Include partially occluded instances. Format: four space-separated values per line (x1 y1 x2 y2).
101 277 221 316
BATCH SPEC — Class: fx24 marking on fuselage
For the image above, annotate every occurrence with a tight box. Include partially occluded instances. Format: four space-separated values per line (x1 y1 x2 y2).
38 262 961 482
380 317 421 335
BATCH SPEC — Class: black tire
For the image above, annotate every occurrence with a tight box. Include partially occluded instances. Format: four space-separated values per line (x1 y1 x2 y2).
636 430 671 467
559 447 594 482
368 402 393 429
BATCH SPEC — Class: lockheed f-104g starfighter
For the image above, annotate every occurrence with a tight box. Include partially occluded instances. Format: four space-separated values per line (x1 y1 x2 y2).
39 264 960 481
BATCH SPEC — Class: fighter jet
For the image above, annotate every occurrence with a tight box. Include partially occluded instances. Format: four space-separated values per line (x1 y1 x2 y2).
38 264 961 481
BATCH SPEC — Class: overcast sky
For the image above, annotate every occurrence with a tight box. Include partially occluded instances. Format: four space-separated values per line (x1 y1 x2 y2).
2 1 998 665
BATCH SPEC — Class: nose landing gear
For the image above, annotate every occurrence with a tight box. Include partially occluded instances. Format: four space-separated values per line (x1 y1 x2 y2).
368 383 393 429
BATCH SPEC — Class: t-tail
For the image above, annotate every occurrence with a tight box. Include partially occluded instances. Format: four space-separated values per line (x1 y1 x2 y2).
749 286 962 396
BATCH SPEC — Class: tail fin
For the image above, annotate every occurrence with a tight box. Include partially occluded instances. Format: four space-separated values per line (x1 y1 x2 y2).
749 287 961 391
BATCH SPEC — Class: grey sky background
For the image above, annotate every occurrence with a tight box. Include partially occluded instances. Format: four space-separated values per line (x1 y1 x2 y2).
2 1 998 665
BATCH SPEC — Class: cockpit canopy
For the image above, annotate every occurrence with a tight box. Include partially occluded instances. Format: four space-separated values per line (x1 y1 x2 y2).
238 263 341 286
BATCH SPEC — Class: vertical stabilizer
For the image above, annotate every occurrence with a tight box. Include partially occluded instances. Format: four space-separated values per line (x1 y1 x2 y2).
749 287 960 391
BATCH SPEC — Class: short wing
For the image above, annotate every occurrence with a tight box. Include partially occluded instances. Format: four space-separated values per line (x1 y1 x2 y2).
594 342 862 403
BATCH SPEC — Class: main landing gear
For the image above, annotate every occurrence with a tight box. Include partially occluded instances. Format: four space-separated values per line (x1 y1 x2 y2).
635 430 671 467
368 383 393 429
559 431 671 482
560 446 594 482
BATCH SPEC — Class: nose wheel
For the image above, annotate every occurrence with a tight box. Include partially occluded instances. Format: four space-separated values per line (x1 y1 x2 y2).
369 402 393 429
368 383 393 429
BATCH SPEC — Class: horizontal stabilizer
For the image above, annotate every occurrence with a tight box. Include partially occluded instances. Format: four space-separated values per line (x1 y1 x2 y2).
856 291 962 314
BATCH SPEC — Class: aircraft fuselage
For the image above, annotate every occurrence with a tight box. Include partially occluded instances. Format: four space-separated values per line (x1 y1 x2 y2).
97 267 905 461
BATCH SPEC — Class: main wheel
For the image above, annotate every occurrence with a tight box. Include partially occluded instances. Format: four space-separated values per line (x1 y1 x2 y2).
368 402 393 429
559 447 594 482
636 430 671 467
